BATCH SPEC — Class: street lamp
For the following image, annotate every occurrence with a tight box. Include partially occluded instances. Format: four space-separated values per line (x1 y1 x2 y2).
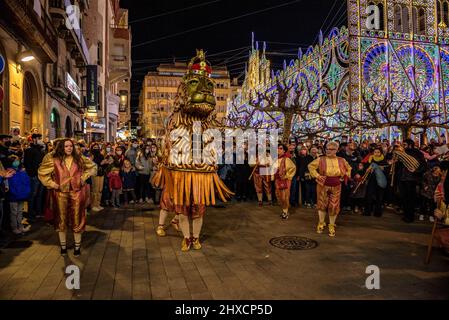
17 50 35 62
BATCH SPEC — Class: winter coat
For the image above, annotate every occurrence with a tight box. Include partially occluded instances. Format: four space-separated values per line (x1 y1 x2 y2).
421 171 441 199
399 148 427 182
107 172 123 190
8 169 31 202
135 152 152 175
121 169 137 190
125 148 138 166
23 144 45 177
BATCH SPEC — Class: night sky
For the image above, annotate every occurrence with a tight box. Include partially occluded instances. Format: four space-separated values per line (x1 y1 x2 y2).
120 0 348 118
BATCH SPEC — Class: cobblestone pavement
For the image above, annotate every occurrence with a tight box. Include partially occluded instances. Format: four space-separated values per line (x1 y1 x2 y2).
0 201 448 300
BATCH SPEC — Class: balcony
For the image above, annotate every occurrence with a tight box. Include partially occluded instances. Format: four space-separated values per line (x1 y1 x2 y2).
49 0 90 65
109 23 132 83
0 0 58 62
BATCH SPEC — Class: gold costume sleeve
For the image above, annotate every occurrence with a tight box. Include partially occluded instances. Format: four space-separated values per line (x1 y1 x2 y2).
81 156 97 182
38 153 58 189
285 158 297 180
308 157 321 178
343 158 352 177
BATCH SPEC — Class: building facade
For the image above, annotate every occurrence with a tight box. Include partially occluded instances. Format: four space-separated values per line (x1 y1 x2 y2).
140 62 238 138
230 0 449 141
0 0 131 142
84 0 131 142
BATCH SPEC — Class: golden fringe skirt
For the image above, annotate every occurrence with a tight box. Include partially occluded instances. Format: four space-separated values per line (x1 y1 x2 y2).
152 166 234 218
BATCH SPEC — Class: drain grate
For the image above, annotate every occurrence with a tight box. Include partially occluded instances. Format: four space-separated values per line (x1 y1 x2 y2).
269 236 318 250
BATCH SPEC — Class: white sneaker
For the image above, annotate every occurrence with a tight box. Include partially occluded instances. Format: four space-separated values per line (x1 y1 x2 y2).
129 200 135 204
97 206 104 210
429 216 435 222
91 207 101 212
138 199 144 203
145 197 152 204
419 214 424 221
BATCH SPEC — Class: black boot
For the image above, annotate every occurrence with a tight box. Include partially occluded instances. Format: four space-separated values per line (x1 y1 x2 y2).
74 248 81 257
60 247 67 256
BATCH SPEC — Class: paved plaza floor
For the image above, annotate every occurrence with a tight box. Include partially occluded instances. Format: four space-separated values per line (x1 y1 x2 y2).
0 201 448 300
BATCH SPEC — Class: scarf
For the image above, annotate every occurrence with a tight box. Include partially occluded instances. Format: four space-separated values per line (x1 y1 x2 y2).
368 154 384 163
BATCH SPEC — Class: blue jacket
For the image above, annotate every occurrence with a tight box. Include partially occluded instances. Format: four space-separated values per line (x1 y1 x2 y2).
8 169 31 202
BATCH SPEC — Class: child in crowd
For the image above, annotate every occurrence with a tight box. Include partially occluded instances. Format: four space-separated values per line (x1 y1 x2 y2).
121 159 137 205
7 155 31 234
108 167 122 208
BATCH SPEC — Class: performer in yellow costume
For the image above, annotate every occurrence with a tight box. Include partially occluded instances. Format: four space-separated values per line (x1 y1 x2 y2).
308 141 351 237
251 151 273 206
272 144 296 219
152 50 233 251
38 138 97 256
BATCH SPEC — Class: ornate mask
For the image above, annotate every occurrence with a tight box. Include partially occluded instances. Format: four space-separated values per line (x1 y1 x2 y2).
180 49 216 118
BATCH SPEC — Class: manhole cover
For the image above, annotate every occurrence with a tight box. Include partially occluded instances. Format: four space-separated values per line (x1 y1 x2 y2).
269 236 318 250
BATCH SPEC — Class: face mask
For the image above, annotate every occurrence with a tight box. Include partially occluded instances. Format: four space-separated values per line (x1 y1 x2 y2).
12 160 20 168
145 148 151 153
93 149 100 153
116 151 123 155
106 147 111 153
132 143 138 148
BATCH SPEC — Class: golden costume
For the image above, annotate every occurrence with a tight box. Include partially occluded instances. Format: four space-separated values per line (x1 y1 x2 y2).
38 153 96 233
308 156 351 236
272 155 296 218
251 154 273 205
152 50 233 251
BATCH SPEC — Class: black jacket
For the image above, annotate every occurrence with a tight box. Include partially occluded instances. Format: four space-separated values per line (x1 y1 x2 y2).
23 144 45 177
0 145 11 168
399 148 427 182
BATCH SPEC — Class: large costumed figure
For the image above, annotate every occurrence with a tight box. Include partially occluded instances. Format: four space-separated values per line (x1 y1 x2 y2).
152 50 234 251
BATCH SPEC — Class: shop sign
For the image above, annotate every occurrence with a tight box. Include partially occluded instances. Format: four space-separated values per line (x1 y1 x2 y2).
86 65 98 112
0 55 4 74
66 72 80 101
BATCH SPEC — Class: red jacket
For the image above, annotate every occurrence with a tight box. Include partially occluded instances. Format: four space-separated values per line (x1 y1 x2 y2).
108 172 122 190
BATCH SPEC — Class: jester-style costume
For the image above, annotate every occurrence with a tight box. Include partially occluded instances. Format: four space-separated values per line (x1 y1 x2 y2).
272 153 296 219
251 153 273 206
38 150 96 255
152 50 233 251
308 155 351 236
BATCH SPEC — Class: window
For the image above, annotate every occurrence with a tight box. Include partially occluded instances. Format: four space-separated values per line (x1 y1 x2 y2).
418 8 426 34
112 45 125 60
394 5 402 32
378 3 385 30
97 41 103 66
394 4 411 33
402 5 410 33
413 7 418 34
443 1 449 26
